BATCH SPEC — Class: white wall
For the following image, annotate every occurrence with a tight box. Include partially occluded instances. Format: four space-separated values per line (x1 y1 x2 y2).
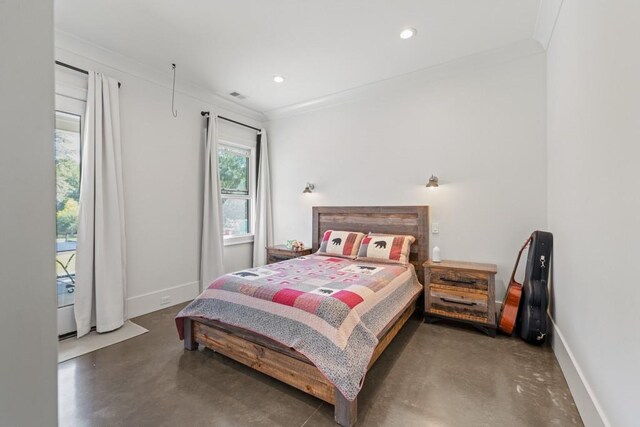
55 34 263 317
268 52 547 299
0 1 58 425
546 1 640 426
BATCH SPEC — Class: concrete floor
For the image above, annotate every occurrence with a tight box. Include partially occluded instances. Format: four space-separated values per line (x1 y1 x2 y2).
59 303 583 426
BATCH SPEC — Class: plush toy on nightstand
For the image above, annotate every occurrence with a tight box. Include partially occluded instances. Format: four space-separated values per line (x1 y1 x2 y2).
286 240 305 251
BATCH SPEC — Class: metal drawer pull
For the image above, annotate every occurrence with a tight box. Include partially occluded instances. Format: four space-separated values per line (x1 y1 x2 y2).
441 297 476 306
440 277 476 285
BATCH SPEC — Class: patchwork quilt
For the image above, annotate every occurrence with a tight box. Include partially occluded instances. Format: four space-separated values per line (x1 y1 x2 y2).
175 254 422 401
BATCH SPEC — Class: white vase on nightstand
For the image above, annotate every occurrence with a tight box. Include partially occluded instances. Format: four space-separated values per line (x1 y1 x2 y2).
432 246 441 263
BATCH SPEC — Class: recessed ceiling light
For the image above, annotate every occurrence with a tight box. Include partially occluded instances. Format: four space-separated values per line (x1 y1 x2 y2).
273 75 285 83
400 28 417 39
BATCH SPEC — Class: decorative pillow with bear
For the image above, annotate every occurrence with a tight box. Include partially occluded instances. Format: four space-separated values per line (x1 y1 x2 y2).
356 233 416 265
317 230 366 259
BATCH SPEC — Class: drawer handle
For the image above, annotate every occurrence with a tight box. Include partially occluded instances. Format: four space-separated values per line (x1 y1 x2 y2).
440 277 476 285
441 297 476 306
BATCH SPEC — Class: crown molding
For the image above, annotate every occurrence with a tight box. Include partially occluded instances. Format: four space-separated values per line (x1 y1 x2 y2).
263 38 545 121
533 0 564 50
54 30 547 124
54 30 266 124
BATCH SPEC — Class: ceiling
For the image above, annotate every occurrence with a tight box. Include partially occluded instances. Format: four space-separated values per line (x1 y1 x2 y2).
55 0 541 113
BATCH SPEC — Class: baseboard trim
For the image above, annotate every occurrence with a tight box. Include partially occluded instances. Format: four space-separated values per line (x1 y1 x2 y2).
127 281 199 319
550 318 610 427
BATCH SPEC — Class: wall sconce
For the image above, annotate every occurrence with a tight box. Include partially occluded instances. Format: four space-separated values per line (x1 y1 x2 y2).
303 183 315 194
425 175 439 188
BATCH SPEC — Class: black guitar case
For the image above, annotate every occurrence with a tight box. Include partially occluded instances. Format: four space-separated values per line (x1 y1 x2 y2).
518 231 553 345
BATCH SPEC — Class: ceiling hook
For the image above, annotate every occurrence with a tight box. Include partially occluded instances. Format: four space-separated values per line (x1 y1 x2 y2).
171 63 178 118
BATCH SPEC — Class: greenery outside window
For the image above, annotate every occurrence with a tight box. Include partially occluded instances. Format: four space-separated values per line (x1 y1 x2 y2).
219 142 255 245
55 109 82 310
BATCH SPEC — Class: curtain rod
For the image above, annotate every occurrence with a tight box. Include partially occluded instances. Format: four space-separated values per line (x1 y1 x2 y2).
201 111 261 133
55 60 121 88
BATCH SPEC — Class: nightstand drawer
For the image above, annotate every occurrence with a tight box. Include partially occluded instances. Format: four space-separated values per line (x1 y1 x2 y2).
429 269 489 292
428 287 488 321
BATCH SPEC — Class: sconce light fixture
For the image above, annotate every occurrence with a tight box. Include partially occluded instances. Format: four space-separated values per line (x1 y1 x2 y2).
303 183 315 194
425 175 439 188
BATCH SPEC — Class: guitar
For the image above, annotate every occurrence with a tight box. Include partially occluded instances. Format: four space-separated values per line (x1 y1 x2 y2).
497 236 532 335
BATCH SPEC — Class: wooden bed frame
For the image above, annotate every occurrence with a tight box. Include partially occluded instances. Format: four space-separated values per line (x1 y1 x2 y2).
183 206 429 426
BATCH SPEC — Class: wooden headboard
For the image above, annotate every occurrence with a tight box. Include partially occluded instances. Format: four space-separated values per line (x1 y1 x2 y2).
312 206 430 283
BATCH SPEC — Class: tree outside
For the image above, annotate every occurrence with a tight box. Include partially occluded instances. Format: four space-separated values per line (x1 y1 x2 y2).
219 146 248 194
55 116 81 243
57 199 79 239
219 146 250 235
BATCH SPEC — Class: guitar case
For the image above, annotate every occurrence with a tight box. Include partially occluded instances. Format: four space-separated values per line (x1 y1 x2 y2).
518 231 553 345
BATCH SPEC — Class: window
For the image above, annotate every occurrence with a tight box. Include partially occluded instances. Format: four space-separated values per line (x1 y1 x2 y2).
219 141 255 244
55 110 82 309
55 63 88 336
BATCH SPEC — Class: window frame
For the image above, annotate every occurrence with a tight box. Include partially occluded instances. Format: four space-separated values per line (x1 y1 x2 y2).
218 138 256 246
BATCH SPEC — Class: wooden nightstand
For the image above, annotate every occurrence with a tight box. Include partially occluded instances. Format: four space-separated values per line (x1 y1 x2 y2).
423 260 497 337
266 245 313 264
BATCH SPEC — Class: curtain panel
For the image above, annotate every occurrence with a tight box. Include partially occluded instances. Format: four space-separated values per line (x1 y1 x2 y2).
75 72 127 338
200 115 225 289
253 129 274 267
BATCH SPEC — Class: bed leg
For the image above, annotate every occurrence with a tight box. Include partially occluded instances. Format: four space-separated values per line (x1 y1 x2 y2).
334 390 357 427
184 318 199 351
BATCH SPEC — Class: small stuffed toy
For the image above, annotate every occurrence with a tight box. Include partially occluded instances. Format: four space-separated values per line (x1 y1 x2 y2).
286 240 305 251
291 240 305 251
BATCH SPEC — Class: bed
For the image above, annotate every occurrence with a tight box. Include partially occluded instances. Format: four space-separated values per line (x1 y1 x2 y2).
177 206 429 426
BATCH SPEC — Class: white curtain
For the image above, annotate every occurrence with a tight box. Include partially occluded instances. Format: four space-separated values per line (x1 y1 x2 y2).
75 72 127 338
200 115 225 289
253 129 274 267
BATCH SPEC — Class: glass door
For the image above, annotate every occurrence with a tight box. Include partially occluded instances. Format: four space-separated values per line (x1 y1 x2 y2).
55 95 85 336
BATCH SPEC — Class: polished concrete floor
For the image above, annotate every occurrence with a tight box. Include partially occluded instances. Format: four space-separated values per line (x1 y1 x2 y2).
59 303 583 426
